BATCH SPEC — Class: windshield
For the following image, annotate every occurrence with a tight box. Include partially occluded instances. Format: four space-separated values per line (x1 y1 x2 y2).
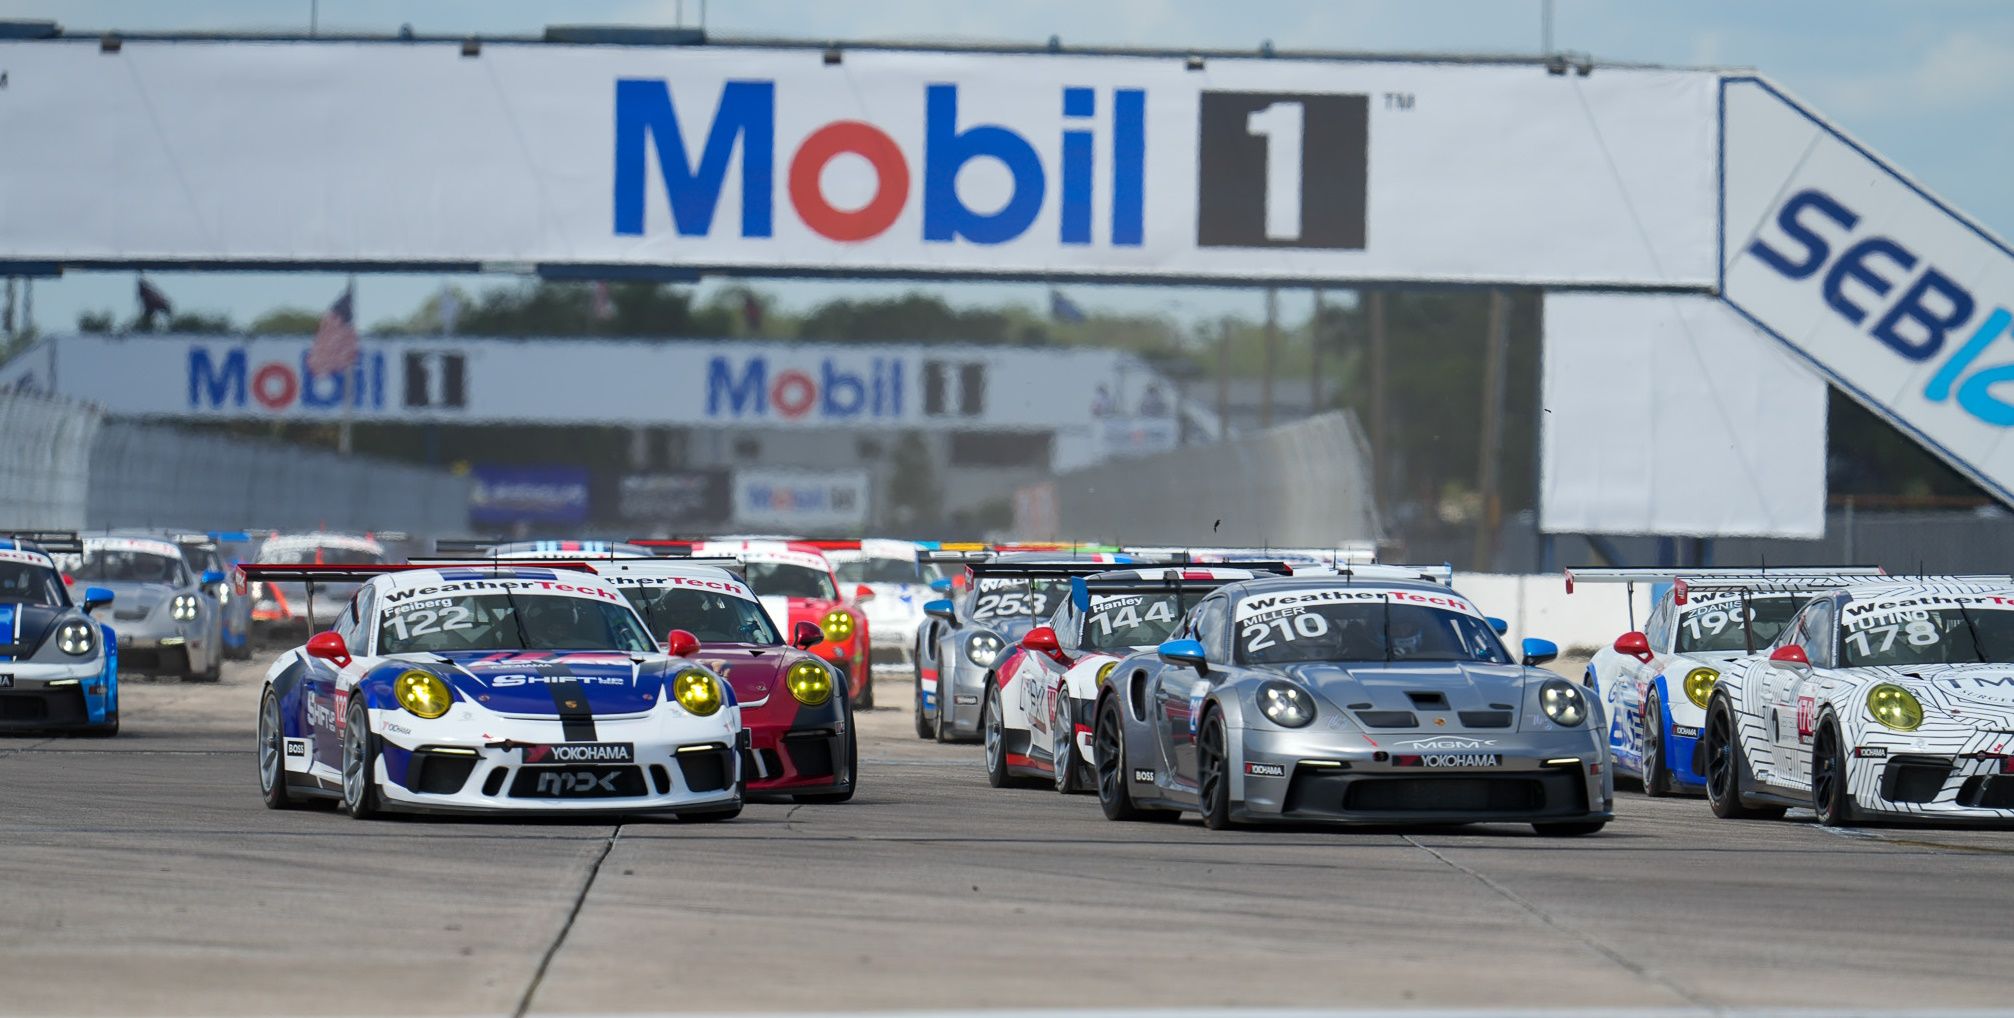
73 550 186 585
835 557 921 585
1838 604 2014 666
743 562 837 601
966 579 1063 621
623 587 781 646
0 562 66 606
377 593 655 655
1676 596 1801 652
1082 592 1185 651
259 544 386 565
1238 600 1511 665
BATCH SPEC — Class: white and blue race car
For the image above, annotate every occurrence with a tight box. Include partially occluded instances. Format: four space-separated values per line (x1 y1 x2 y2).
243 560 745 820
0 532 119 735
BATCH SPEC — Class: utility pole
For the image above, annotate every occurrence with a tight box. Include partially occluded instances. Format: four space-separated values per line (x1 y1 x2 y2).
1472 289 1511 570
1260 287 1277 429
1368 290 1388 511
1216 318 1231 440
1309 288 1325 416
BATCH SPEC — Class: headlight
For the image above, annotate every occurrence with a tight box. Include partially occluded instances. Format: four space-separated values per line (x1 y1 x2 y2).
1683 667 1719 709
394 670 452 720
675 670 724 717
967 632 1005 667
56 620 95 657
1257 680 1316 728
1096 661 1117 687
787 660 832 706
170 594 200 621
1540 679 1588 727
821 610 855 643
1866 683 1923 732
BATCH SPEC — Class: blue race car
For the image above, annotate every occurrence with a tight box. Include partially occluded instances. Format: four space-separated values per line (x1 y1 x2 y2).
0 532 120 735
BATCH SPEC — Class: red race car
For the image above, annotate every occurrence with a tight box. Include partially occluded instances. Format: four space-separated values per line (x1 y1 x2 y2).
600 557 857 803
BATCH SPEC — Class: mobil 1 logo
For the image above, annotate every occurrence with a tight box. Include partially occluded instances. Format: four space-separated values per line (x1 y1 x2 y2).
1196 92 1368 250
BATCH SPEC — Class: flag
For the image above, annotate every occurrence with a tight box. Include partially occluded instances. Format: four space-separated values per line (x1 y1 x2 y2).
591 281 615 322
308 286 359 376
137 278 173 319
742 292 764 332
1049 289 1086 324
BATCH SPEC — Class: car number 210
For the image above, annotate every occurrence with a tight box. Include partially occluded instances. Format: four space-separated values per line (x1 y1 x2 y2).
1243 613 1329 654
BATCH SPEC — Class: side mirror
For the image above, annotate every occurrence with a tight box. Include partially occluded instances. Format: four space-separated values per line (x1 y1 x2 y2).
929 577 953 593
1521 637 1559 667
1613 631 1653 663
791 620 824 649
852 584 876 603
1021 625 1065 661
305 631 351 667
664 629 701 658
1157 638 1208 671
200 569 226 587
81 586 115 612
923 598 957 623
1768 644 1811 672
1486 616 1508 636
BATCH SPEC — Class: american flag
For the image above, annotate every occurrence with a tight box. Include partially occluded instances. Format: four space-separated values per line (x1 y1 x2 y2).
308 286 359 376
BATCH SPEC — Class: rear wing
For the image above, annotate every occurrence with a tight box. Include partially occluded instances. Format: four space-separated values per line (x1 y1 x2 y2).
235 560 602 634
967 561 1147 581
1076 564 1292 597
1563 566 1884 594
921 549 995 565
1332 563 1456 586
3 530 83 555
412 555 749 576
1125 544 1379 566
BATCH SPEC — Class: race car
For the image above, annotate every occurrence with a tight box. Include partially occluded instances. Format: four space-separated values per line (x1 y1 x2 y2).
172 531 254 660
653 540 875 709
808 539 932 668
1092 569 1612 833
1702 577 2014 826
248 532 387 645
0 532 120 735
65 532 226 681
242 560 745 819
1569 566 1883 796
986 563 1289 792
914 553 1137 743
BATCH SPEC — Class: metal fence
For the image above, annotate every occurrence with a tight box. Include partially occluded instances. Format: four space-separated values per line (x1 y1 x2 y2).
1024 411 1382 547
0 390 102 528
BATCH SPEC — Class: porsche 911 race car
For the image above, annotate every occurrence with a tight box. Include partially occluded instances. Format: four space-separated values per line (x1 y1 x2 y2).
243 561 744 819
172 532 255 661
0 532 120 735
914 553 1137 743
248 532 387 644
808 539 932 668
65 533 226 681
1703 577 2014 826
663 540 874 708
1093 568 1612 832
985 563 1290 792
1569 566 1883 796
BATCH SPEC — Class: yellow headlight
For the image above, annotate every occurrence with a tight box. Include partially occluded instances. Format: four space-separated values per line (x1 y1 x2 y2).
1866 683 1923 732
787 661 832 706
821 610 854 642
394 670 452 720
1096 661 1117 687
1682 667 1719 709
675 670 723 717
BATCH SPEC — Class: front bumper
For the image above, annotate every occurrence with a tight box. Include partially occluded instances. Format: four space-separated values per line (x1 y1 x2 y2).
354 708 745 815
110 620 204 673
1846 736 2014 823
936 657 993 740
1227 726 1613 826
739 695 851 795
0 660 114 729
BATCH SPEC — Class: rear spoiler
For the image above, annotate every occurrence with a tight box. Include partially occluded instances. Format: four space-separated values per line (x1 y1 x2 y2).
3 530 83 555
1563 566 1884 594
1074 564 1292 598
235 560 601 634
967 561 1143 581
921 549 995 564
413 555 748 576
1124 544 1380 566
1329 563 1456 586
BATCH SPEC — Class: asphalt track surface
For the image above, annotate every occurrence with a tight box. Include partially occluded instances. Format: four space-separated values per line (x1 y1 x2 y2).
7 660 2014 1017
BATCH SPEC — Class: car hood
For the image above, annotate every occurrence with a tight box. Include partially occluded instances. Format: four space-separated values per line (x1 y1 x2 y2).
1276 660 1533 730
1894 664 2014 726
423 651 666 717
0 602 68 657
692 643 810 703
85 581 176 615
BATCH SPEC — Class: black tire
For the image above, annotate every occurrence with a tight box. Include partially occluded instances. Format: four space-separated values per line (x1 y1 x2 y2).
982 684 1025 788
1094 695 1175 822
1642 689 1673 797
855 659 875 710
1704 697 1786 821
339 697 381 820
1197 710 1236 830
257 688 297 809
1052 698 1084 794
913 669 935 739
1811 717 1857 827
933 682 953 742
81 711 120 738
1533 821 1608 836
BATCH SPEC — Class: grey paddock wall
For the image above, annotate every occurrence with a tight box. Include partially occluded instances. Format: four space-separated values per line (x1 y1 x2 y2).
1 392 469 534
1038 411 1383 547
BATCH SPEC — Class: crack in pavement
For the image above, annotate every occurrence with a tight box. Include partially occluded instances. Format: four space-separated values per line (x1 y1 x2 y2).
1402 834 1712 1009
513 824 621 1018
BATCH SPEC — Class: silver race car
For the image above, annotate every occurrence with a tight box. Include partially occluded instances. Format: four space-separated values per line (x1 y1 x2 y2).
1093 568 1613 833
65 533 226 682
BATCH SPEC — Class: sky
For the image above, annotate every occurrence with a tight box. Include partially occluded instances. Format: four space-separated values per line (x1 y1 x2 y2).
3 0 2010 335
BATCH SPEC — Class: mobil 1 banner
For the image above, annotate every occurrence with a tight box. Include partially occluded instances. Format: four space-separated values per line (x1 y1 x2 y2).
0 41 1716 287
